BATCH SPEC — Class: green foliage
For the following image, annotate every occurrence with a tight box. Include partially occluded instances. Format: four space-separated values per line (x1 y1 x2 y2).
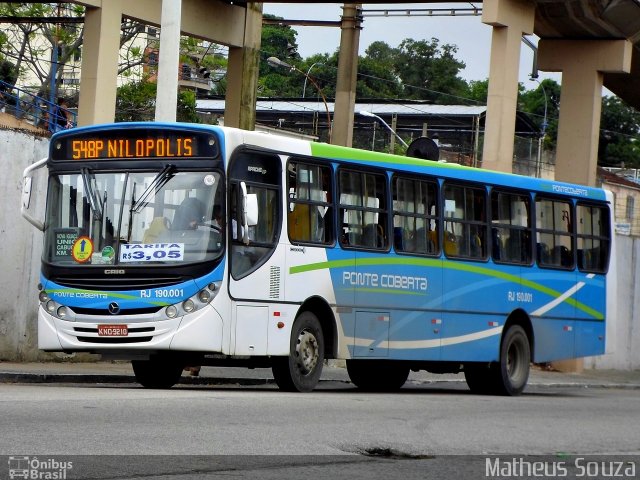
393 38 467 103
518 79 560 150
0 59 17 87
115 79 199 123
599 96 640 168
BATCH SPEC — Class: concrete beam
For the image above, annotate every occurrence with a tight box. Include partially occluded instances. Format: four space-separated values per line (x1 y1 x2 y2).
481 0 535 173
539 39 632 186
122 0 246 47
224 3 263 130
77 0 122 125
155 0 182 122
332 4 362 147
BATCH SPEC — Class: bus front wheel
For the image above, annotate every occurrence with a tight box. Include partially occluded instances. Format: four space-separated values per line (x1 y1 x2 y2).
346 360 409 391
272 311 324 392
132 356 183 389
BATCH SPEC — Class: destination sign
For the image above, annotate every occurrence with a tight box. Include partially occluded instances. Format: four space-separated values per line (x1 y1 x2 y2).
51 129 218 161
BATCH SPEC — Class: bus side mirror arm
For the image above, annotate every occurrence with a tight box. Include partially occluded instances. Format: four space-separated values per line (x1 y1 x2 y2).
21 157 47 231
240 181 259 245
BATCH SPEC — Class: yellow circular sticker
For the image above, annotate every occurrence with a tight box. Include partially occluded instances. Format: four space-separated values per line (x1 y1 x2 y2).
71 236 93 263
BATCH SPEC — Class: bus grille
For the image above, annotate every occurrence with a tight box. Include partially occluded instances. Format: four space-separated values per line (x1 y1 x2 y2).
75 336 153 344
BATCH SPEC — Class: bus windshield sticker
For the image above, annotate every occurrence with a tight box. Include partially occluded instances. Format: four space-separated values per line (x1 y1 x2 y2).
71 236 93 263
119 243 185 263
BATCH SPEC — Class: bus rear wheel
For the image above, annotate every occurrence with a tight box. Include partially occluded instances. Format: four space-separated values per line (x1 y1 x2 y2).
346 360 410 391
464 325 530 396
132 356 183 389
272 311 324 392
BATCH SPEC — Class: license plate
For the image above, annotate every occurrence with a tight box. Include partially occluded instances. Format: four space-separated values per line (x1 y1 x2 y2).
98 324 128 336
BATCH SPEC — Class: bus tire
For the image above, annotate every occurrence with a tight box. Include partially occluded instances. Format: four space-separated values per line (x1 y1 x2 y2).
494 325 530 395
463 363 492 394
132 357 183 389
464 325 530 396
272 311 324 392
346 360 409 391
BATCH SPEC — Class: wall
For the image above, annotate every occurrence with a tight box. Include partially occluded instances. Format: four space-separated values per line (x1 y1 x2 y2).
586 235 640 369
0 128 49 360
0 128 638 367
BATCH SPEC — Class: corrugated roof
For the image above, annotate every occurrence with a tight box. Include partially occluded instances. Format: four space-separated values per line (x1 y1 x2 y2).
196 99 486 116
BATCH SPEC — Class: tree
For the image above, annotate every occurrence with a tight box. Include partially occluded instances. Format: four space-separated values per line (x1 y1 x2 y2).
519 79 560 150
393 38 467 103
599 96 640 168
115 78 199 123
0 3 147 102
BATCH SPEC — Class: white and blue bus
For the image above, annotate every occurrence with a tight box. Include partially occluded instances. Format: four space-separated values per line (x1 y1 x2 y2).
21 122 613 395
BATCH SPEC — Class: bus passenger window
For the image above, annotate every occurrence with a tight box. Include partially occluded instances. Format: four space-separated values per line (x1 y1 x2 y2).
287 160 333 245
491 190 532 265
339 169 388 250
535 197 574 269
443 183 487 260
392 176 438 256
576 203 610 273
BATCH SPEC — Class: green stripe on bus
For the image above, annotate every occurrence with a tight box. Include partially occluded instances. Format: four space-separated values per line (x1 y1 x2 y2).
46 289 170 307
289 258 603 320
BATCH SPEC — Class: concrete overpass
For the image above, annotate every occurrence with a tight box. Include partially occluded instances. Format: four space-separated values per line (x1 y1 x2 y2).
31 1 640 187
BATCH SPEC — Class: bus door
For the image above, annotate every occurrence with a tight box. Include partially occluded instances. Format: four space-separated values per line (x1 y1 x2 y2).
227 150 283 356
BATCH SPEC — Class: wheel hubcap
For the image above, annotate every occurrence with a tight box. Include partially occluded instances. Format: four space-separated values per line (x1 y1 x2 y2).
295 329 319 375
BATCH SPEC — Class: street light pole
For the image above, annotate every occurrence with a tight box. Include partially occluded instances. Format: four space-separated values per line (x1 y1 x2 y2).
302 62 322 98
359 110 408 148
267 56 332 143
530 77 548 178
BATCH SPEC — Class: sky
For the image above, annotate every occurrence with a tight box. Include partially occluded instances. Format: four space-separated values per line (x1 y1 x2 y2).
263 2 559 89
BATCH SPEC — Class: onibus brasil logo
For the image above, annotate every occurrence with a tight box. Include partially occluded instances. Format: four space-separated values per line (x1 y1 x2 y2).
8 457 73 480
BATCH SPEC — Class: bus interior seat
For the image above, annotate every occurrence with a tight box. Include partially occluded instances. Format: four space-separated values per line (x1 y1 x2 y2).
393 227 404 251
143 217 169 244
536 242 550 264
444 231 458 256
362 223 384 248
288 204 311 241
492 230 503 261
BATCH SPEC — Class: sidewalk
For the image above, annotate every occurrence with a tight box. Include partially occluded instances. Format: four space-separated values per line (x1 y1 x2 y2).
1 360 639 389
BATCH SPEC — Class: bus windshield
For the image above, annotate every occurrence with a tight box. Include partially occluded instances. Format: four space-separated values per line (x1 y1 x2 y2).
43 168 224 266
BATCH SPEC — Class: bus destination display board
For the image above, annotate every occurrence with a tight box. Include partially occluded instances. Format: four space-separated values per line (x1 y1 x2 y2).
51 129 218 161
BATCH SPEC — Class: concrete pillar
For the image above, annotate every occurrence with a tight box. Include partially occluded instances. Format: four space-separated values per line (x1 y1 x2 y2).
332 4 362 146
538 39 632 186
155 0 182 122
77 1 123 126
225 3 263 130
481 0 535 172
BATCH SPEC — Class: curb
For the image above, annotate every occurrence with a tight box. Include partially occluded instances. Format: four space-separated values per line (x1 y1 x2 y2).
1 371 639 389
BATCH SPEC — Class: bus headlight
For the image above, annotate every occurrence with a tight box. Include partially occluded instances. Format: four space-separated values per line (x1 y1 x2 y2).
162 282 221 320
46 301 56 313
182 299 195 313
39 291 50 303
57 306 68 318
197 289 211 303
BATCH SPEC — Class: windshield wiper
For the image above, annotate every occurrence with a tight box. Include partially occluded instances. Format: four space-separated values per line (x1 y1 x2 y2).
131 164 176 214
81 167 104 220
